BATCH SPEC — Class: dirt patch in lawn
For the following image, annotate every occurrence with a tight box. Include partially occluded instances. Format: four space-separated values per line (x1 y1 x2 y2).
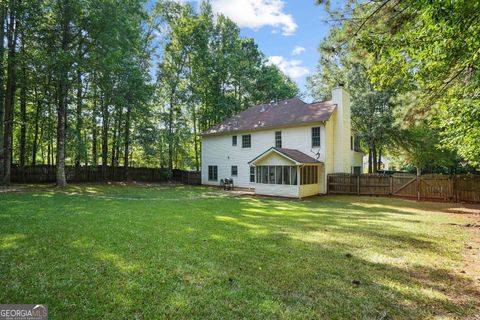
0 185 29 193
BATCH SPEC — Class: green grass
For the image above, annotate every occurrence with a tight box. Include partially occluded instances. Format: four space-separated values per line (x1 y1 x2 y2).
0 184 478 319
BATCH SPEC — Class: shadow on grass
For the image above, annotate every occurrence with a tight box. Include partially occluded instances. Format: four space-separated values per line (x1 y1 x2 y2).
0 186 478 319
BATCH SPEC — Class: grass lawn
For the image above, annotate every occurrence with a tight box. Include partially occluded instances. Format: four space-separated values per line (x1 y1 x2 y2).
1 184 479 319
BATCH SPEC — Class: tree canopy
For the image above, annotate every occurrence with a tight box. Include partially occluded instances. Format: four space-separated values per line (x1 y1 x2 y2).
312 0 480 172
0 0 299 185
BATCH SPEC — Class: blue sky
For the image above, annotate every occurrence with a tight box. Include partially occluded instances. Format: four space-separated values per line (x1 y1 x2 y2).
237 0 333 97
179 0 335 98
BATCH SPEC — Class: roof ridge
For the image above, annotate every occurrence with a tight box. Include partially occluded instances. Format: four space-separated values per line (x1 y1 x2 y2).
247 96 303 109
310 99 333 104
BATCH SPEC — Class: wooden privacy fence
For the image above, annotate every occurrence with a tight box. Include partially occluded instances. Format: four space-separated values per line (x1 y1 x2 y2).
328 173 480 203
10 165 200 185
172 169 201 185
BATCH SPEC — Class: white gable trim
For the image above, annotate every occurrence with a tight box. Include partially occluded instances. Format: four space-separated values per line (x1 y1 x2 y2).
248 147 301 166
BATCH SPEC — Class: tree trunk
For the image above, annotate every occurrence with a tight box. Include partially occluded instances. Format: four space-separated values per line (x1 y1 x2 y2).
92 124 97 165
47 136 51 166
368 148 372 173
39 119 45 164
193 106 199 171
114 107 122 167
110 107 119 179
377 146 382 171
19 60 26 179
168 94 174 177
123 104 131 179
31 87 41 167
74 41 83 175
56 79 68 186
159 135 164 168
0 7 6 180
91 83 98 167
2 2 18 186
101 92 109 179
47 102 53 166
372 144 377 174
19 38 27 170
110 107 119 167
56 8 70 187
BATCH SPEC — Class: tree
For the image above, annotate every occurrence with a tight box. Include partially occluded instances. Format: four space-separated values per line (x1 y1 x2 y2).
316 0 480 165
390 123 457 175
1 0 20 185
0 5 5 181
307 27 397 172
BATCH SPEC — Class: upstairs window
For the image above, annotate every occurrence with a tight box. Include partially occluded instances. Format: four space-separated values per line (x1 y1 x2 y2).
208 165 218 181
242 134 251 148
275 131 282 148
231 165 238 176
312 127 321 148
232 135 237 146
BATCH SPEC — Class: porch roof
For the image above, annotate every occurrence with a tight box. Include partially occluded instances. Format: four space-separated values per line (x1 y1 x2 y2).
248 147 321 165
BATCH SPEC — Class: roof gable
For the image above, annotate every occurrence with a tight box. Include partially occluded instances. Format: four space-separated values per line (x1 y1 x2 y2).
204 98 336 135
249 147 321 165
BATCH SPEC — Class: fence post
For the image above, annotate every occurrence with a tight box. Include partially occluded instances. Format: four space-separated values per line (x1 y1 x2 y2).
449 176 453 202
453 175 457 202
357 175 360 195
417 176 420 201
389 175 393 196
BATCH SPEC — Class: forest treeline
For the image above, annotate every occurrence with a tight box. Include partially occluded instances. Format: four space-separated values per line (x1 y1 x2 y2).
0 0 298 186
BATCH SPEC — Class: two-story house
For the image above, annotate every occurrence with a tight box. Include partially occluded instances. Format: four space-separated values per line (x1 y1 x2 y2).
201 85 363 198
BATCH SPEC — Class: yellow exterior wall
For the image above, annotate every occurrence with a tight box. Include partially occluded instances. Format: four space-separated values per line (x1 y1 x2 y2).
332 86 353 173
351 151 363 171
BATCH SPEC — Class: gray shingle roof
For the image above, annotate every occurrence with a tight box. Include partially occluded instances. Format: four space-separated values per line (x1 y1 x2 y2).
203 97 336 135
249 147 321 164
274 148 320 163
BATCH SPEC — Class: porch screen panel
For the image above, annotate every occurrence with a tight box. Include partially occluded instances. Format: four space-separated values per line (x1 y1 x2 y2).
253 165 299 185
300 166 319 185
268 166 276 184
283 166 290 185
262 166 268 184
275 166 283 184
291 167 298 185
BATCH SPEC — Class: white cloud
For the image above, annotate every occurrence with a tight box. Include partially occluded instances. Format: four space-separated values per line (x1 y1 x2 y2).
267 56 309 79
210 0 297 36
292 46 306 55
